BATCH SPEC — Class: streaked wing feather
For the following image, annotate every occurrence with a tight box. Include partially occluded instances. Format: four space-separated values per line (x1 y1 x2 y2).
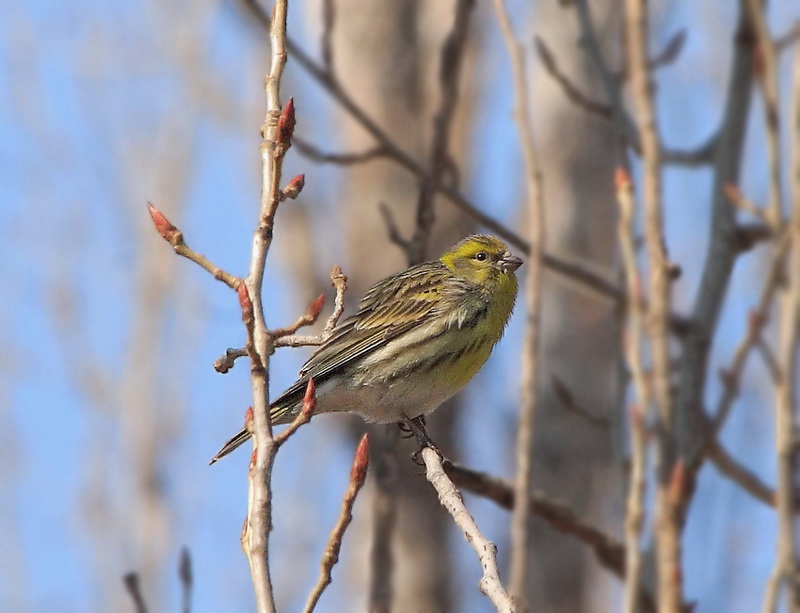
272 262 453 407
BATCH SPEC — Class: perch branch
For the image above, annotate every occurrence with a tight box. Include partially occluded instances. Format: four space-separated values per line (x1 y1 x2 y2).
420 448 515 612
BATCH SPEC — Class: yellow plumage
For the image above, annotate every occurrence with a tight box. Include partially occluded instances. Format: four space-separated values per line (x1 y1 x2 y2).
211 234 522 463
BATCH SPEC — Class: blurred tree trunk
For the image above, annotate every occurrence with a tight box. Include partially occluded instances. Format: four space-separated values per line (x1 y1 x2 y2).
326 0 478 609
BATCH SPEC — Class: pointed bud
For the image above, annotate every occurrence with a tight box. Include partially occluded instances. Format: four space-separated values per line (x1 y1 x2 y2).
350 434 370 486
301 378 317 418
244 407 254 432
282 174 305 200
305 294 325 322
668 460 686 505
238 282 254 324
147 202 183 245
277 98 296 146
614 167 632 191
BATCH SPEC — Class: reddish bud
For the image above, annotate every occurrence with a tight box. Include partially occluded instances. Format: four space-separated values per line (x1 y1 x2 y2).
668 460 686 505
724 183 740 200
238 282 253 322
283 174 305 200
614 167 632 191
629 404 643 430
350 434 370 485
147 202 183 244
276 98 296 146
306 294 325 321
753 45 765 80
301 378 317 417
330 265 347 288
748 309 766 332
244 407 254 432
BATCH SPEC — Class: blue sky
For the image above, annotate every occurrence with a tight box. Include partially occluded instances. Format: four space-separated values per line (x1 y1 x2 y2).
2 1 798 611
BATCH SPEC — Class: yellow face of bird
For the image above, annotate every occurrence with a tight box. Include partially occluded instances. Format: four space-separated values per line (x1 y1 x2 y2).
440 235 523 287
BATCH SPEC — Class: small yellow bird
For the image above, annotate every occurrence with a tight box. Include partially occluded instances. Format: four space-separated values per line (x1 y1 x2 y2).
211 234 522 463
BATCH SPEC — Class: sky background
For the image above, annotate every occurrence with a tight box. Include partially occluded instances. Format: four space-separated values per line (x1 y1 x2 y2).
1 0 799 611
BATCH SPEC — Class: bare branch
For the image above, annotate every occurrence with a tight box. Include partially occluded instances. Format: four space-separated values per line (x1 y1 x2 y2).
274 379 316 447
493 0 546 604
763 24 800 610
241 0 292 608
551 375 612 429
270 294 326 340
649 29 687 70
746 0 784 228
214 348 249 373
378 203 411 251
273 266 348 348
616 167 651 613
707 437 776 507
123 573 148 613
303 435 369 613
535 36 612 118
294 137 389 165
625 1 682 608
320 0 336 78
420 449 515 612
147 202 241 289
179 548 192 613
408 0 474 264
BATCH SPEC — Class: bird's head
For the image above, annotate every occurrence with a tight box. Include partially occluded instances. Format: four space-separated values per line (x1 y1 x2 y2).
440 235 523 288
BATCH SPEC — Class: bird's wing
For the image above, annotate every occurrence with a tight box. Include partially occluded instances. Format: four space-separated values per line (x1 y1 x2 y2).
271 261 456 406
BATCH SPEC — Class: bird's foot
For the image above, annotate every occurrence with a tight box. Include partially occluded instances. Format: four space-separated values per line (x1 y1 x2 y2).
403 416 444 465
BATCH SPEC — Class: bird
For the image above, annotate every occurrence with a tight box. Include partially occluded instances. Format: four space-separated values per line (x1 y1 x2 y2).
211 234 522 464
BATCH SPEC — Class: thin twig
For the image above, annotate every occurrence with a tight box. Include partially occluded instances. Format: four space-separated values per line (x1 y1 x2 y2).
677 0 757 496
492 0 545 606
147 203 241 289
551 375 612 429
269 294 325 340
625 1 681 609
179 547 192 613
408 0 474 264
294 138 389 165
123 573 148 613
273 266 348 348
535 36 612 118
320 0 336 78
616 167 651 613
725 183 768 222
242 0 292 608
303 435 369 613
572 1 715 169
707 436 776 507
709 228 791 436
649 29 687 70
214 348 248 373
746 0 783 229
420 448 515 612
274 379 316 447
763 29 800 612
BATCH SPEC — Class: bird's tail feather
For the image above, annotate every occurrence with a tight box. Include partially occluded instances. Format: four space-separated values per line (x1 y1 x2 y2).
209 401 296 464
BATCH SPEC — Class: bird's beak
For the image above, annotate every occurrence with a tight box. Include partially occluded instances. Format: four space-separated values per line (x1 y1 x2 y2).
501 252 523 273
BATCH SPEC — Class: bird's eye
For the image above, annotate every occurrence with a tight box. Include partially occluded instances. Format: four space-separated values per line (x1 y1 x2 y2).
475 252 487 261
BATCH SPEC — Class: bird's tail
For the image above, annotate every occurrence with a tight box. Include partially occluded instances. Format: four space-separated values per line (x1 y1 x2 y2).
209 401 297 465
